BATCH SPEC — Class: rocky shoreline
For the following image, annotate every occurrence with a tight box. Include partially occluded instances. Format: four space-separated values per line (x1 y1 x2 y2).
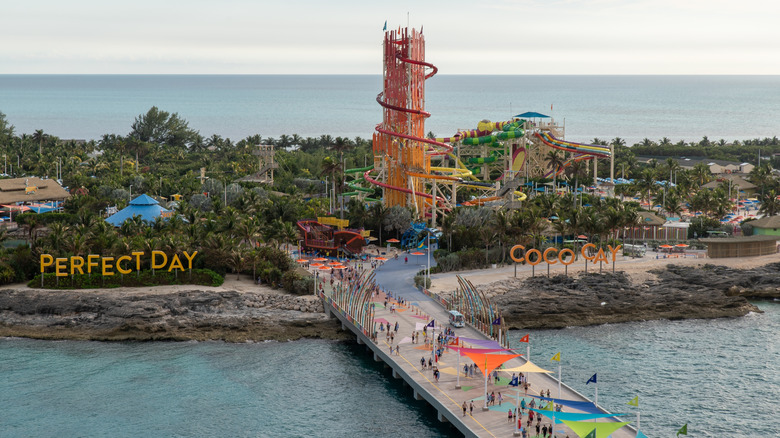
1 263 778 342
470 263 780 329
0 289 349 342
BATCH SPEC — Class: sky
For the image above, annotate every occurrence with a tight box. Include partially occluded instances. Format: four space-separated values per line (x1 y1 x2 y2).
2 0 780 75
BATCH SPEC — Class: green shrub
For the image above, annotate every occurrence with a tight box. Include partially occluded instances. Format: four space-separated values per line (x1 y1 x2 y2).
28 268 223 289
0 263 16 285
414 274 431 290
282 270 314 295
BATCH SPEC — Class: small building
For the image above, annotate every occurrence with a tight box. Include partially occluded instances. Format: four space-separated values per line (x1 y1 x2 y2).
105 194 172 226
700 174 757 198
700 235 779 258
745 215 780 236
0 177 70 205
624 211 666 241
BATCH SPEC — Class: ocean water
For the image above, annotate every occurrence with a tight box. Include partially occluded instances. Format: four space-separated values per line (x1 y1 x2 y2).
1 302 777 437
1 75 779 145
0 338 450 438
518 300 779 438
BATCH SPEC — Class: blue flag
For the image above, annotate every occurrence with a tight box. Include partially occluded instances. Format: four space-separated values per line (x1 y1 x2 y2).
586 373 597 385
426 320 435 328
509 376 519 387
383 20 387 31
492 317 501 325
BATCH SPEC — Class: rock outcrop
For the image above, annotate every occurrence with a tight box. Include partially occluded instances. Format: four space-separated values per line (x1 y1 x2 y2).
447 263 780 330
0 289 349 342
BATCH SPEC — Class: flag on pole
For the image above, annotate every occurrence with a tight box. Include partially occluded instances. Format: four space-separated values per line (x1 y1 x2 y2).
383 20 387 31
509 376 519 387
519 334 529 343
492 317 501 325
627 396 639 407
426 320 435 328
586 373 597 385
676 424 688 436
551 352 561 362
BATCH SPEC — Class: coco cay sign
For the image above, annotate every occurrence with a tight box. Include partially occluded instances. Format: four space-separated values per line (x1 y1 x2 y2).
509 244 622 266
40 251 198 277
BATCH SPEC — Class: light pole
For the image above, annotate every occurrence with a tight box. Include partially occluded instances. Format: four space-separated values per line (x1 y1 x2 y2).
129 184 133 199
426 231 431 286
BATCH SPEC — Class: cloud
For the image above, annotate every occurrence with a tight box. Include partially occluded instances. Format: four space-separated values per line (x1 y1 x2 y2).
1 0 778 73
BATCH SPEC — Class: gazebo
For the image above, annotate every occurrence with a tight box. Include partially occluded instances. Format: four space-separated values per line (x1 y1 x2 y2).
106 194 172 226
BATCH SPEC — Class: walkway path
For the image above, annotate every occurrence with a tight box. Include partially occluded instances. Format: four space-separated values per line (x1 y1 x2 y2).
323 256 636 438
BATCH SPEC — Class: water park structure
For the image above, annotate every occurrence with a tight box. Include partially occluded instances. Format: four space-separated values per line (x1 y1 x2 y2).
296 218 367 256
346 26 614 223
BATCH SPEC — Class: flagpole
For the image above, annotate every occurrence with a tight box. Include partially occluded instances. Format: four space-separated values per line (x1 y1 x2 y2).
558 362 562 399
456 347 461 389
637 411 640 431
515 385 520 435
483 365 489 410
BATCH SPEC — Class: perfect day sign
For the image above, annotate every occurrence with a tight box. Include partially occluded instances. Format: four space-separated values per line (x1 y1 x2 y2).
40 251 198 277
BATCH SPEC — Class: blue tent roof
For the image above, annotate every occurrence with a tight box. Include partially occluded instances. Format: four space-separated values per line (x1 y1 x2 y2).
514 111 550 118
106 194 171 226
129 193 159 206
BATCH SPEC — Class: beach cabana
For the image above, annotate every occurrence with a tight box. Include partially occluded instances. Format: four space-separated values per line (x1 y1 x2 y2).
105 194 172 226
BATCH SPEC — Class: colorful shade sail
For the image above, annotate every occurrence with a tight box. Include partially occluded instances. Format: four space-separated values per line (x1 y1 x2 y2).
462 352 520 376
530 408 631 423
561 420 630 438
502 361 553 374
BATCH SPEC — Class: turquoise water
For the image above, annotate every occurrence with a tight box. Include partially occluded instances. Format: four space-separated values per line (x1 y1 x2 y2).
1 75 779 145
2 302 777 437
516 300 779 438
0 339 450 437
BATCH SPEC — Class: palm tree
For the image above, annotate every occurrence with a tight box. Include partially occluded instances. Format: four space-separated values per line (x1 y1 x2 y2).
545 150 565 189
321 156 342 197
281 221 299 254
32 129 48 155
758 189 780 217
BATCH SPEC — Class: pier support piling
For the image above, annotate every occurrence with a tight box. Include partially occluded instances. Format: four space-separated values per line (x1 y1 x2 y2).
437 411 449 423
413 389 423 401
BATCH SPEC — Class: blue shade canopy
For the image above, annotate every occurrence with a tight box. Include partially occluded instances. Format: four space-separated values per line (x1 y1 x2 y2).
530 408 631 423
514 111 550 118
106 194 171 226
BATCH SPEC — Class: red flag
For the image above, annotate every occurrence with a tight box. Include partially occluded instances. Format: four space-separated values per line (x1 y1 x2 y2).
551 103 553 111
519 334 529 343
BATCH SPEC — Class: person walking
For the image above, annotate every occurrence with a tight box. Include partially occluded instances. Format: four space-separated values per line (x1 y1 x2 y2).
463 402 467 417
469 401 474 416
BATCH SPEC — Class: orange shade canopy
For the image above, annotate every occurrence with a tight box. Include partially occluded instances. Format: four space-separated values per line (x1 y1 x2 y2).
463 352 520 376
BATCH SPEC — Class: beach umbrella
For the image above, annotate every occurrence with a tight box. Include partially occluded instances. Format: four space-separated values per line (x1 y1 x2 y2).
332 265 347 270
577 235 588 239
313 257 328 262
410 251 424 264
295 259 308 263
387 238 400 243
375 257 388 261
328 261 341 266
675 244 689 247
318 266 330 271
310 263 324 267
